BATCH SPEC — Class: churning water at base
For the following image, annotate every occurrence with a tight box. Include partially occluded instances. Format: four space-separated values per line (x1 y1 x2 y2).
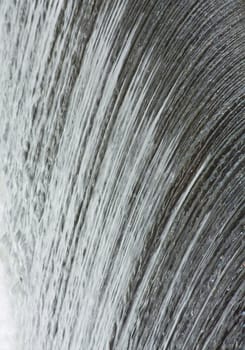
0 1 244 349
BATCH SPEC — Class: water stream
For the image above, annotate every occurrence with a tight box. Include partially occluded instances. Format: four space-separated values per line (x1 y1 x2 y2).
0 1 244 349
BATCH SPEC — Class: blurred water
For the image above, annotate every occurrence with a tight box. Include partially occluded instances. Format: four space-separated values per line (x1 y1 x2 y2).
0 1 244 349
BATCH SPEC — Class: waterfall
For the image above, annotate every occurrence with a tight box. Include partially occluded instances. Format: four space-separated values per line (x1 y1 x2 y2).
0 1 244 349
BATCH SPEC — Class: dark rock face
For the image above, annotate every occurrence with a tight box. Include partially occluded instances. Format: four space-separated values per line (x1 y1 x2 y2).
0 1 244 349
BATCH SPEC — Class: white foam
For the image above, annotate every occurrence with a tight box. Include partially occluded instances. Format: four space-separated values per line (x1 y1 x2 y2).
0 262 16 350
0 172 17 350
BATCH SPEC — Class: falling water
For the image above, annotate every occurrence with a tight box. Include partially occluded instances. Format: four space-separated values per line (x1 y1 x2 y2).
0 1 244 349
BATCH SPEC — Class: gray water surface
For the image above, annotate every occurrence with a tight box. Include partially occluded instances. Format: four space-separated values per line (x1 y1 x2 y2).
0 1 244 349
